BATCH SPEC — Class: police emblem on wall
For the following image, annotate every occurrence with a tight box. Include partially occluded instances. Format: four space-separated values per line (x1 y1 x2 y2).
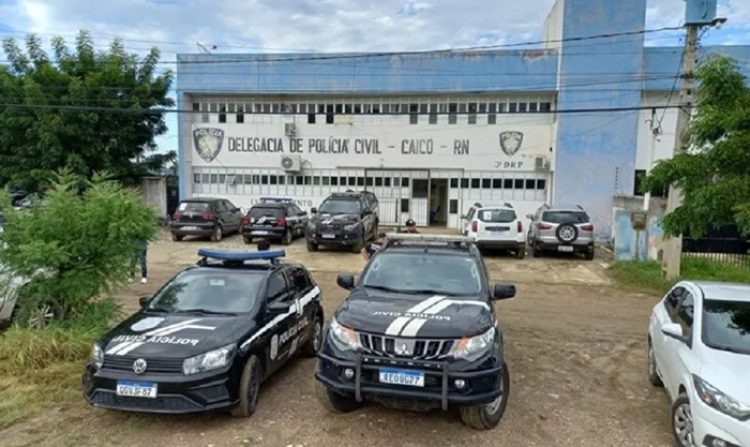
193 128 224 163
499 131 524 156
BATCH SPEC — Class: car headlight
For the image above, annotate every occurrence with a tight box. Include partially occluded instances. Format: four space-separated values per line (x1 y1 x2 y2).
694 375 750 420
344 222 361 232
90 344 104 370
183 344 235 375
449 327 496 362
329 318 360 351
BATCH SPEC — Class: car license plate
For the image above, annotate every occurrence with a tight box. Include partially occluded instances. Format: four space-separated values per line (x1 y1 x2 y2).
116 381 157 398
558 245 574 252
253 230 269 235
487 226 509 232
180 226 198 231
321 233 336 239
379 368 424 387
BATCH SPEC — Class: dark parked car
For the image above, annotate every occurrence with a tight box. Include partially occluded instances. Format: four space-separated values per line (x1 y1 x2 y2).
241 202 309 245
82 248 324 417
170 198 243 242
305 191 379 253
314 233 516 429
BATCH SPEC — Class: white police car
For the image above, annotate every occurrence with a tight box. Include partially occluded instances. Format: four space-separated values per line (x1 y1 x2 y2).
82 248 323 417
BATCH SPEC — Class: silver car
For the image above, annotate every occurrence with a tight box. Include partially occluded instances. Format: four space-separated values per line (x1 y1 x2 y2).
526 205 595 260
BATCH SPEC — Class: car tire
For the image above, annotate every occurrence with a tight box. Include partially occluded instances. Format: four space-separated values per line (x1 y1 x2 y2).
351 238 364 253
531 245 541 258
231 355 262 418
459 361 510 430
211 225 223 242
282 229 293 246
585 247 595 261
306 240 318 252
243 235 253 244
26 301 63 330
301 313 323 358
671 393 695 447
647 340 663 387
314 376 361 413
515 246 526 259
171 233 183 242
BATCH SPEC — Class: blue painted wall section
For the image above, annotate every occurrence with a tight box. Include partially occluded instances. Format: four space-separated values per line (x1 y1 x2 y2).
553 0 647 241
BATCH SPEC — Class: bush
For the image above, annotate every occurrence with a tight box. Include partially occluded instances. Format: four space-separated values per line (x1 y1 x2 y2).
0 170 157 325
610 258 750 294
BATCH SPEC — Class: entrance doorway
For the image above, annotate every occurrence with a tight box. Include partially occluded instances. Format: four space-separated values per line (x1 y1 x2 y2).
429 179 449 226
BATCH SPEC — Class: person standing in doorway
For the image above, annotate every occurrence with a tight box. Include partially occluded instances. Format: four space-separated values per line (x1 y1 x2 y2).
130 237 148 284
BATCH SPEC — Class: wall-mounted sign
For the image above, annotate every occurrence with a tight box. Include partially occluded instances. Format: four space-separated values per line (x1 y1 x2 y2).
499 131 524 156
193 128 224 162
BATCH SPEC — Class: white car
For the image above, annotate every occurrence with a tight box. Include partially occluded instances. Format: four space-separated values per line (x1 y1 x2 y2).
0 264 27 329
463 203 525 258
648 281 750 447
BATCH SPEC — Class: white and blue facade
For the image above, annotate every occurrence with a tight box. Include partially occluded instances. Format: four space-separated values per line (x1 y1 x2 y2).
176 0 750 239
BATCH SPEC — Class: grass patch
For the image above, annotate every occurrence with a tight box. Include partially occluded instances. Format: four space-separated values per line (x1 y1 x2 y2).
610 257 750 294
0 302 117 430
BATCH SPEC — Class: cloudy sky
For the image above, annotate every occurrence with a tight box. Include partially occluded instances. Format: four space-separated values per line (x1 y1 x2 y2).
1 0 749 153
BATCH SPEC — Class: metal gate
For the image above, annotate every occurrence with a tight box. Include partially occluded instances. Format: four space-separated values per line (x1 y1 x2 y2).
364 169 430 226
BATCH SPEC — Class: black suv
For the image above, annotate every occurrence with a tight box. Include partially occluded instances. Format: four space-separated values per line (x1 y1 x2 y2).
241 202 309 245
314 233 517 429
305 191 379 253
170 198 243 242
83 248 324 417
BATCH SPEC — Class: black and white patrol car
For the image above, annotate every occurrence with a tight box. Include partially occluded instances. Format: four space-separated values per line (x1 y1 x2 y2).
314 234 516 429
82 249 323 417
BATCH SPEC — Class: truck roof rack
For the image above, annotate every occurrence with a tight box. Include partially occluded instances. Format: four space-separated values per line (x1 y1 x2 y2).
197 248 285 266
259 196 294 204
385 233 474 249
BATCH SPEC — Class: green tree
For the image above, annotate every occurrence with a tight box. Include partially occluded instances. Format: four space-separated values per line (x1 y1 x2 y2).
644 55 750 237
0 31 175 193
0 170 158 325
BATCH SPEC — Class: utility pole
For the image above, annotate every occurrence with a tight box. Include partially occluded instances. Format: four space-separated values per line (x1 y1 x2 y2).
660 25 699 280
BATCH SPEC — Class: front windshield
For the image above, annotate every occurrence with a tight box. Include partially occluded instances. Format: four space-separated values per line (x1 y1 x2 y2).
703 299 750 355
360 252 483 296
148 269 264 314
318 198 361 215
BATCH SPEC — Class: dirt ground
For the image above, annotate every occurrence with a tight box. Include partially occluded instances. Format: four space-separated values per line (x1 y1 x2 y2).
1 230 675 447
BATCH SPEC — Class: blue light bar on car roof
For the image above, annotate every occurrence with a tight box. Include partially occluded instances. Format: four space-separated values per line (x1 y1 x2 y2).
197 248 286 261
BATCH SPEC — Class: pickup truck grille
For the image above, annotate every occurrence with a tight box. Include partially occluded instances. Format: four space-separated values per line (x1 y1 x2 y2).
359 333 454 360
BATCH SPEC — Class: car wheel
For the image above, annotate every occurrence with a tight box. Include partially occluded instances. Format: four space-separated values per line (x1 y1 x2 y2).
351 238 364 253
282 229 293 246
531 245 541 258
314 376 361 413
585 247 595 261
231 355 262 418
306 240 318 252
301 314 323 358
459 361 510 430
515 246 526 259
243 235 253 244
211 225 223 242
671 393 695 447
647 340 663 387
27 303 60 330
171 233 183 242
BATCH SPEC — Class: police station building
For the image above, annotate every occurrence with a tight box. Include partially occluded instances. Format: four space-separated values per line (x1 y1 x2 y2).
175 0 750 239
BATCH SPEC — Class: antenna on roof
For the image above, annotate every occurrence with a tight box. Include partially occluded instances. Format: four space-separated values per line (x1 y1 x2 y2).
196 42 217 53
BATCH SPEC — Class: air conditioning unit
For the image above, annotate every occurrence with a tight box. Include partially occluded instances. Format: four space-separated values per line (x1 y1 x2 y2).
534 156 550 172
280 155 302 172
284 123 297 137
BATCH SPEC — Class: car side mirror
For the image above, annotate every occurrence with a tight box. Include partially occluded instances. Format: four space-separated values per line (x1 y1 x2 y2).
492 283 516 300
267 300 290 314
661 323 687 343
139 296 151 308
526 214 534 220
337 273 355 290
310 207 317 214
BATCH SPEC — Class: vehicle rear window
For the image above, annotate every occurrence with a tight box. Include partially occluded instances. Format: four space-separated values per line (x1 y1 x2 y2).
148 270 264 313
478 209 516 223
179 201 210 213
249 207 283 218
542 211 589 224
702 299 750 355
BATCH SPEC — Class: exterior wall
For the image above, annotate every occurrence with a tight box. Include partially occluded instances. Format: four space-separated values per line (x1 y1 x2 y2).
636 92 679 171
553 0 647 241
139 177 167 219
543 0 564 49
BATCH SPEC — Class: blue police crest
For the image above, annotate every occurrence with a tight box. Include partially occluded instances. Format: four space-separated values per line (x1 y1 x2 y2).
193 128 224 163
499 131 524 156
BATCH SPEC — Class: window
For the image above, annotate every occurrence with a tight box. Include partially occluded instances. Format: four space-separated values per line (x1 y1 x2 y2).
468 103 477 124
450 178 458 188
540 102 552 113
412 179 428 198
471 178 480 189
272 103 281 114
498 103 506 113
449 199 458 214
526 179 536 189
330 176 338 186
307 114 315 124
460 178 469 188
375 177 383 187
344 104 352 114
201 103 209 123
218 174 226 184
449 103 457 124
322 176 330 186
492 179 502 189
295 176 303 185
401 177 410 188
270 175 278 185
409 103 418 125
261 175 268 184
348 176 356 186
384 177 391 187
504 179 513 189
393 177 401 187
479 103 487 113
210 103 218 113
288 268 312 294
193 173 201 183
481 178 491 189
514 179 524 189
429 104 438 124
634 169 647 196
338 176 346 186
488 114 496 124
519 103 527 113
335 104 343 114
326 104 334 124
676 292 695 331
357 177 365 186
509 102 517 113
304 176 311 185
266 273 287 301
202 174 210 183
354 104 362 114
363 104 371 114
537 179 546 190
665 287 684 315
192 103 200 112
278 175 286 185
400 198 409 213
263 103 271 113
313 176 320 186
236 105 244 123
252 174 260 184
529 102 538 113
458 103 467 114
366 177 374 186
382 104 390 114
372 104 380 114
